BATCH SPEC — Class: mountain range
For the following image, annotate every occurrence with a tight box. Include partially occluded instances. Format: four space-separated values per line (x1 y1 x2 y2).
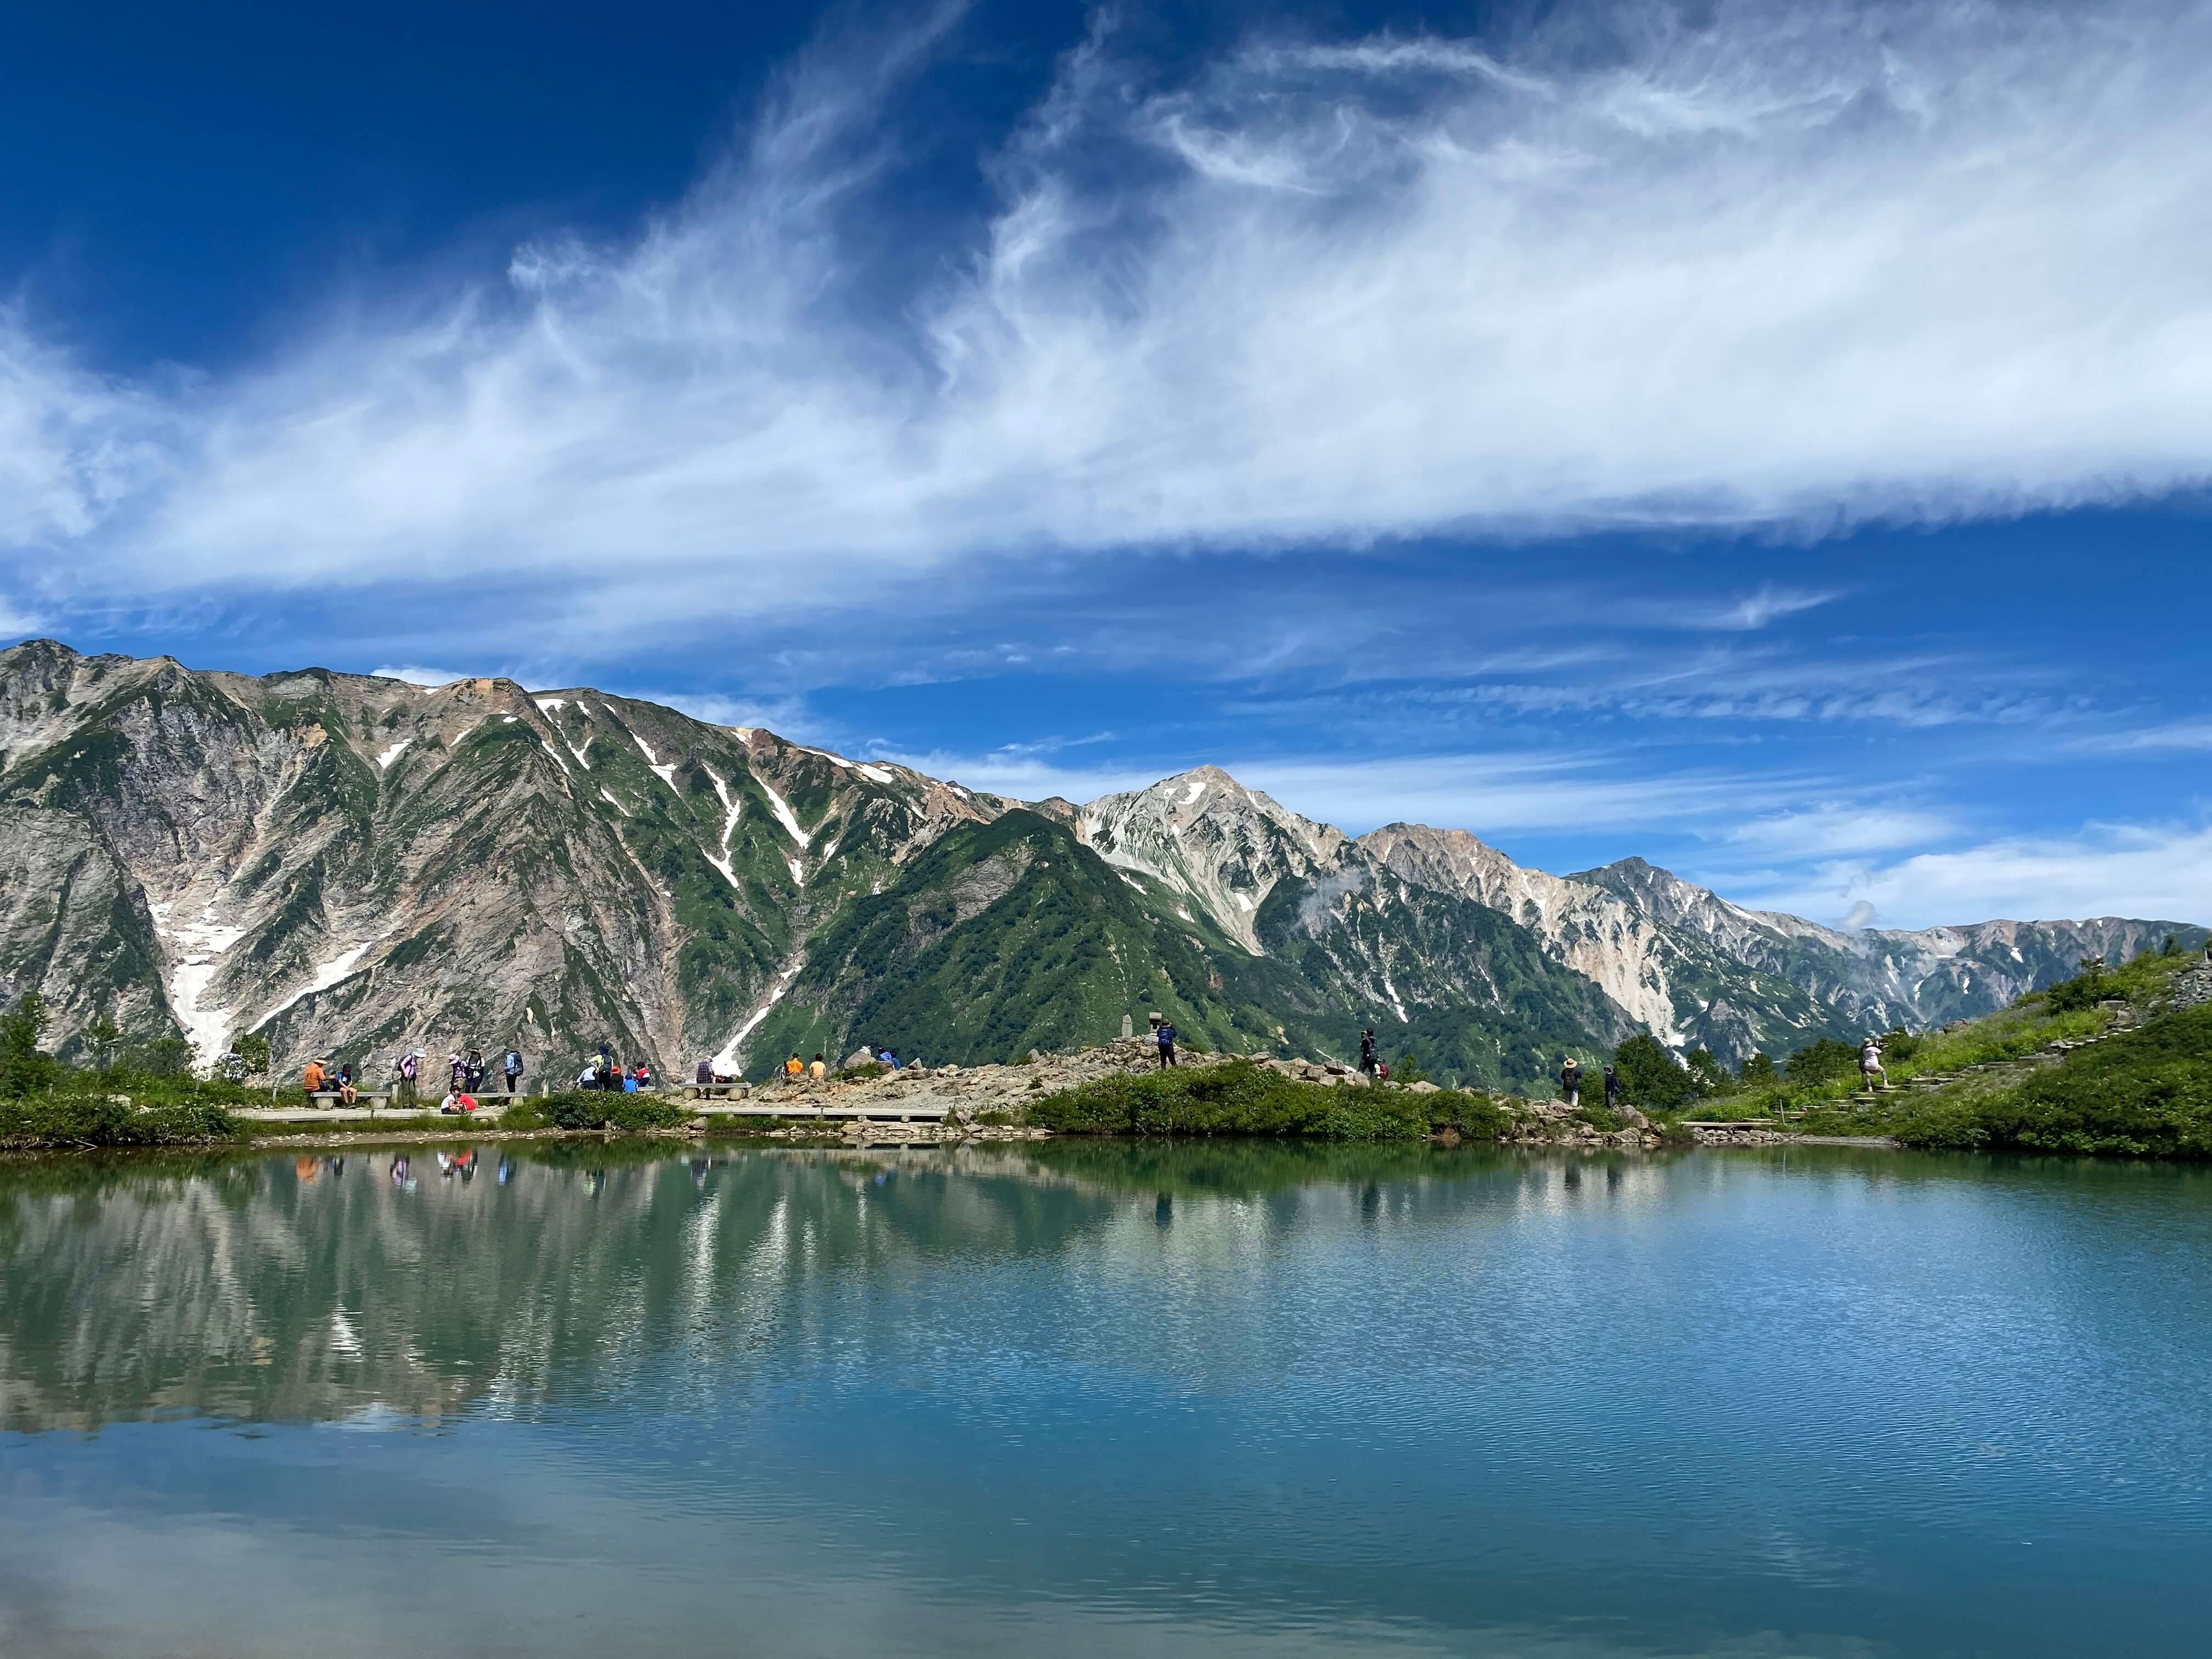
1 641 2199 1093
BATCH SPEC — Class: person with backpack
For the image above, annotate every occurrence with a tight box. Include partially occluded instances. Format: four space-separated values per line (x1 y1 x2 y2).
1358 1029 1378 1076
1156 1019 1178 1069
395 1049 420 1107
464 1048 486 1094
1604 1063 1622 1112
503 1046 524 1094
1560 1056 1582 1109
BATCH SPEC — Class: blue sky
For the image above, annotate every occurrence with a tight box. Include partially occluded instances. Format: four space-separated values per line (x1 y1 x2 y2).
3 0 2208 928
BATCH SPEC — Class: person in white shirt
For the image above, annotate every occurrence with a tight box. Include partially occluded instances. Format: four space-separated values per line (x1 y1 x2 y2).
1860 1037 1886 1091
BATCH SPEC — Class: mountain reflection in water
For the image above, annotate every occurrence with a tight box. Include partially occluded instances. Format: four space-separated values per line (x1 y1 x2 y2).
0 1142 2207 1658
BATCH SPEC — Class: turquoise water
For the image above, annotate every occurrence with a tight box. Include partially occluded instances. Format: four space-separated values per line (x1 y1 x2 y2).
1 1141 2207 1657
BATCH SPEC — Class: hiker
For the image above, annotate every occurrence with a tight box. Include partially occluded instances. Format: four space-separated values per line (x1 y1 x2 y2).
464 1048 487 1093
336 1064 359 1108
785 1054 804 1077
1860 1036 1886 1091
810 1053 827 1080
620 1067 639 1093
439 1089 478 1115
1358 1028 1378 1076
1604 1064 1621 1111
303 1056 327 1103
1560 1056 1582 1109
502 1046 524 1094
878 1048 898 1070
1156 1019 1178 1068
598 1041 613 1076
696 1057 714 1087
633 1062 653 1088
447 1052 466 1092
574 1060 598 1089
396 1049 420 1107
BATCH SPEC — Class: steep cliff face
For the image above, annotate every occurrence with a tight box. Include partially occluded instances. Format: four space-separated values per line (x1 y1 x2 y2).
2 642 2200 1084
0 644 1018 1074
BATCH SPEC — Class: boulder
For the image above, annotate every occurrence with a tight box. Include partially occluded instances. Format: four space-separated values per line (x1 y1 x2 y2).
843 1048 874 1070
1408 1080 1440 1094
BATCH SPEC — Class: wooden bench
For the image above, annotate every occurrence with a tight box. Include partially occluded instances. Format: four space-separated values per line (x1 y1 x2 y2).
308 1091 393 1109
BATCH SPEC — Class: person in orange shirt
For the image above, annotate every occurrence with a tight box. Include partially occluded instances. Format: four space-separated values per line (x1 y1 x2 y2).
784 1054 804 1077
303 1057 326 1103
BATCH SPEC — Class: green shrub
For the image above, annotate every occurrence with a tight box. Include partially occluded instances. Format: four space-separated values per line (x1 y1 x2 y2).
0 1096 239 1150
1026 1060 1436 1141
1786 1037 1862 1086
505 1090 690 1132
836 1062 889 1082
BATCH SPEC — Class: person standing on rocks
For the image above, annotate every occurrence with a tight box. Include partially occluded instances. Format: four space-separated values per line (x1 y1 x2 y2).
1157 1019 1178 1069
1560 1056 1582 1109
503 1045 524 1094
396 1049 420 1107
1359 1029 1378 1076
1603 1063 1621 1113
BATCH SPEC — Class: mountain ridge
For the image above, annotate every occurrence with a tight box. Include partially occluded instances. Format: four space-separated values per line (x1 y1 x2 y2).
1 640 2199 1087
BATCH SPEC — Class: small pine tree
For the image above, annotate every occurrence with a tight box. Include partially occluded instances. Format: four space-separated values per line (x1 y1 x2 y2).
1393 1052 1430 1087
220 1034 272 1084
1613 1033 1699 1111
0 992 60 1099
2164 934 2180 957
1684 1048 1730 1096
1740 1051 1779 1086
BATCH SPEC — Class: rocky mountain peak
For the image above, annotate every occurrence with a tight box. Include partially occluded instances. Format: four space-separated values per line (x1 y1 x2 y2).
1075 766 1347 952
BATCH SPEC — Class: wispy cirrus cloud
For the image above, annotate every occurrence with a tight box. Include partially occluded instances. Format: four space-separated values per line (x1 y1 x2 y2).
1725 820 2212 927
4 2 2212 660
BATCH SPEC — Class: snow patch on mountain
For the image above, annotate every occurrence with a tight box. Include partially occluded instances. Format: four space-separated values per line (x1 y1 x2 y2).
375 740 410 770
148 902 247 1062
755 776 811 847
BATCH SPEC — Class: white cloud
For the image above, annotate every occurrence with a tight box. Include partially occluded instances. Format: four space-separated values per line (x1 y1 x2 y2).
1627 584 1849 633
369 664 475 687
1723 802 1961 859
1729 820 2212 927
1 1 2209 654
2070 718 2212 753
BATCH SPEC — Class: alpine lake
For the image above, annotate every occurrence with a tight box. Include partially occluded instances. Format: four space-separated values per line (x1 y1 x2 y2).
1 1137 2206 1657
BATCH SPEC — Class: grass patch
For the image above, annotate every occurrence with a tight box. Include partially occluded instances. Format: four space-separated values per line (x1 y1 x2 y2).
1025 1060 1511 1142
1887 1003 2212 1157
